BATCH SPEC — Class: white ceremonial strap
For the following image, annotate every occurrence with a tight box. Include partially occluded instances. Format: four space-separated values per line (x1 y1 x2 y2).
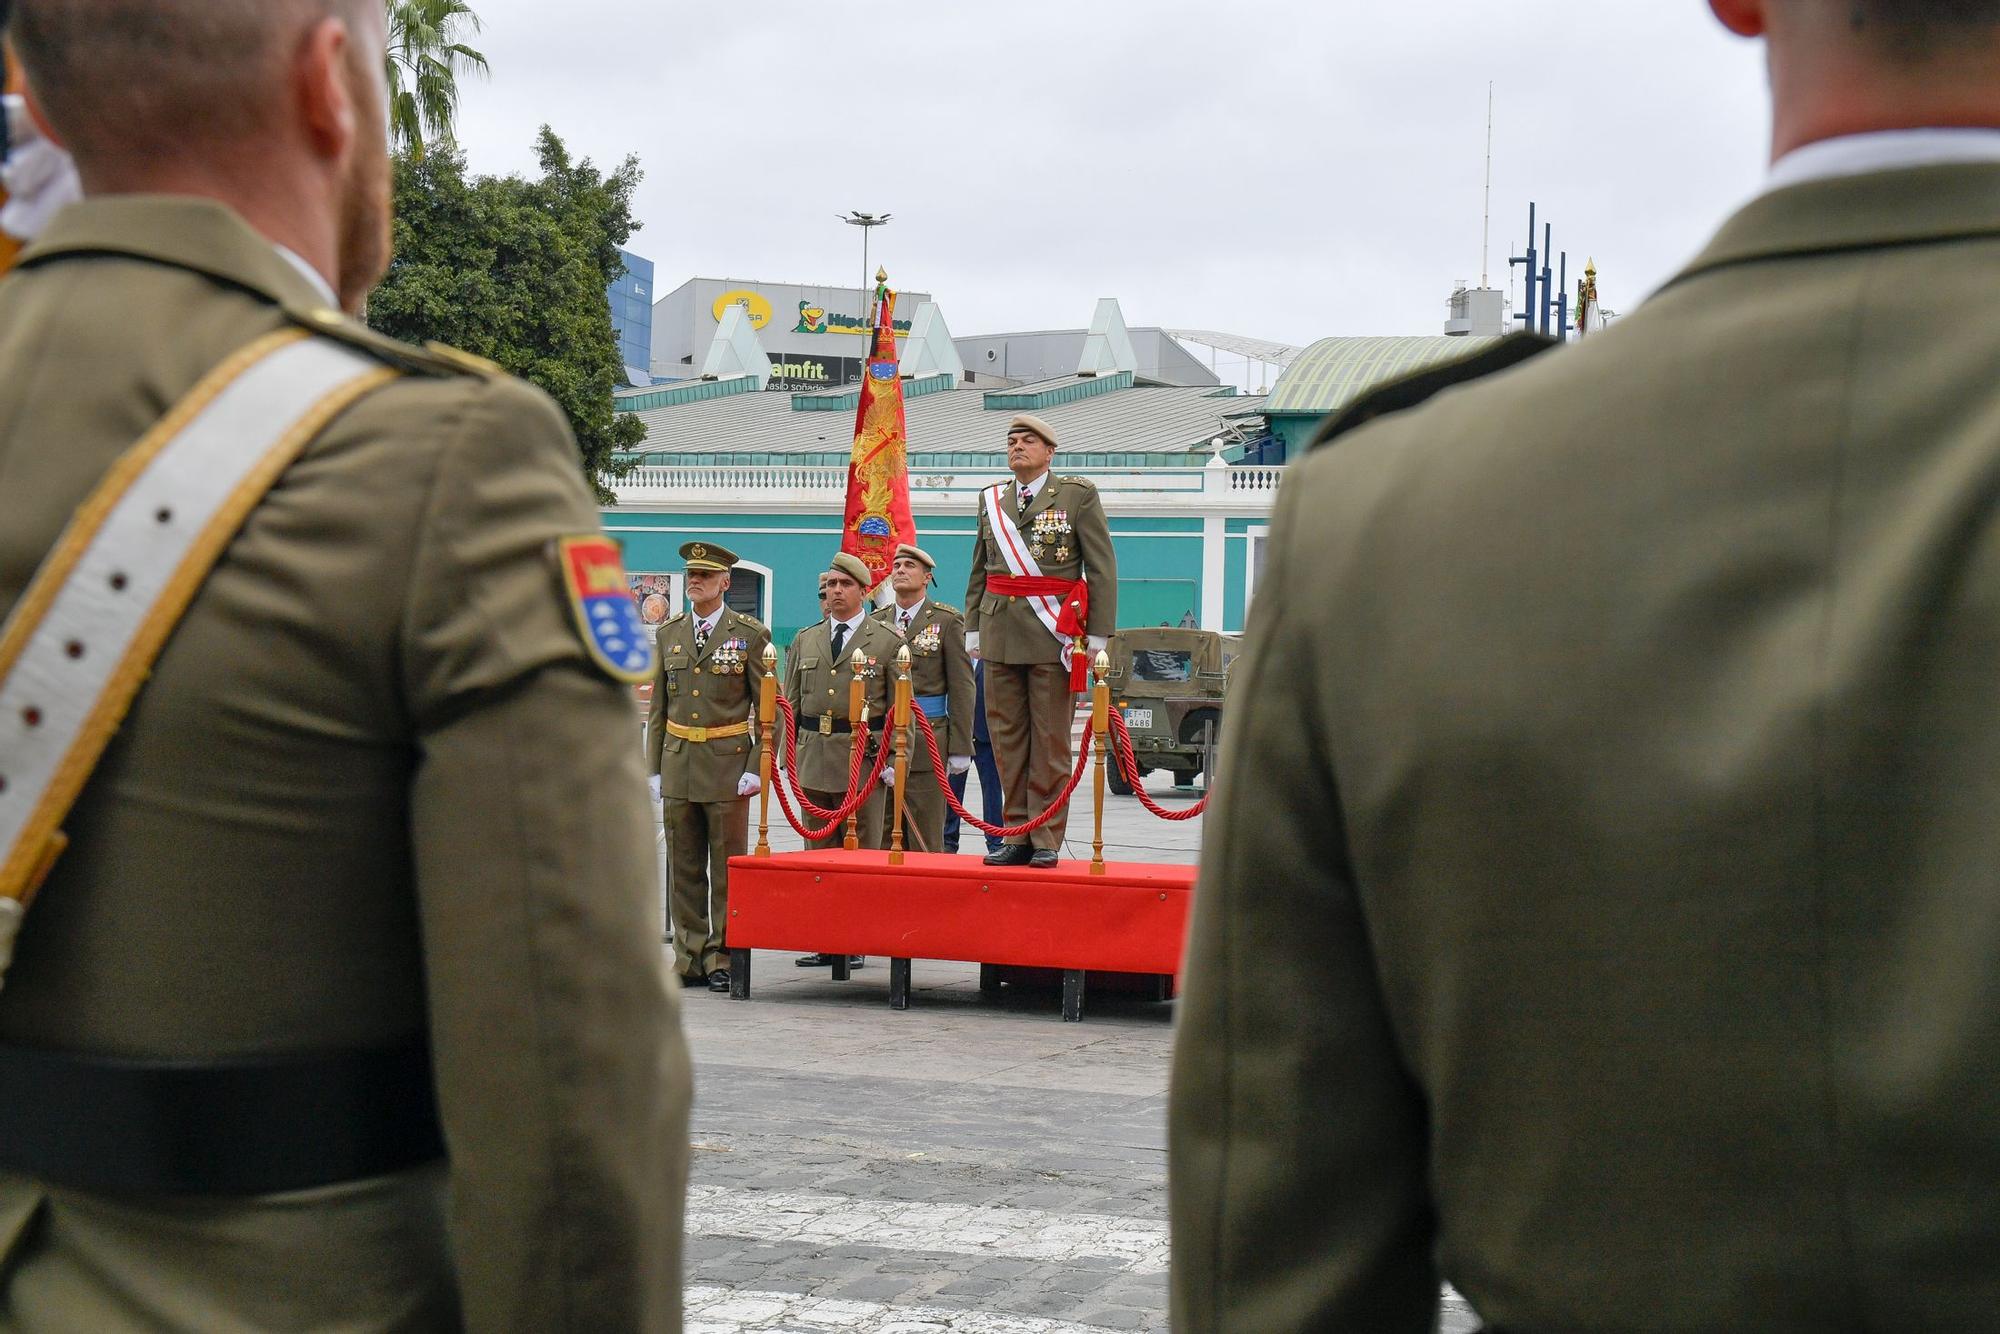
0 330 396 969
982 484 1066 646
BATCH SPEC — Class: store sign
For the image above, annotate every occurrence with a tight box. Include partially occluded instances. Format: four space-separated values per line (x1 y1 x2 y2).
791 298 912 338
767 354 862 390
711 289 775 331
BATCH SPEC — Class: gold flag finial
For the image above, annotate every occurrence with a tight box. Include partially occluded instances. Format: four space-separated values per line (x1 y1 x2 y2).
876 266 888 284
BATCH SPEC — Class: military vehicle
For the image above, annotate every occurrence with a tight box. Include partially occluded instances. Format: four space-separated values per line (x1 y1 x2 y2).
1102 627 1240 794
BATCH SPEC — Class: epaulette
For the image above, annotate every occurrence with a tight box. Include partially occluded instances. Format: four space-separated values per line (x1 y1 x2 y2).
738 614 770 636
1308 333 1557 451
284 302 506 379
930 602 962 618
1059 475 1094 488
662 611 688 627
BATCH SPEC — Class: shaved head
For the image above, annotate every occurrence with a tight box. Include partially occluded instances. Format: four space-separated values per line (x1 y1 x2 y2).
12 0 391 311
1849 0 2000 56
12 0 375 162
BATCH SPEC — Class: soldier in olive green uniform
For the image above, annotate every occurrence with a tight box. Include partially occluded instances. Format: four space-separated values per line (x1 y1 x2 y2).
647 541 770 993
0 5 686 1330
783 553 899 969
1171 8 2000 1331
783 552 899 859
965 412 1117 867
872 544 975 855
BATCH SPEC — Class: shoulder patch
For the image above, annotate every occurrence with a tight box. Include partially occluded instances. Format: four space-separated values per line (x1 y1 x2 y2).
556 536 655 684
1309 333 1557 451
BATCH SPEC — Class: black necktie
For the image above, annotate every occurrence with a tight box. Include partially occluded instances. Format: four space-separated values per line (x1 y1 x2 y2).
831 622 848 661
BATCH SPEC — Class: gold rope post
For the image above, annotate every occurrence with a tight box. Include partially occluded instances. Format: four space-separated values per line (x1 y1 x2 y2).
889 645 912 864
1090 649 1110 876
845 647 866 851
754 643 777 856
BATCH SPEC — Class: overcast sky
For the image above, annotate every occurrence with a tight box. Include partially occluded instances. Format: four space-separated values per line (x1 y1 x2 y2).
448 2 1770 380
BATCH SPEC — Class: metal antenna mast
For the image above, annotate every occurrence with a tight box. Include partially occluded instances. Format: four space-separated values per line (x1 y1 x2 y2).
1481 83 1494 289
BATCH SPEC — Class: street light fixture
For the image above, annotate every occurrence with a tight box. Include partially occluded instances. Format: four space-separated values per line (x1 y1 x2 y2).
839 211 892 342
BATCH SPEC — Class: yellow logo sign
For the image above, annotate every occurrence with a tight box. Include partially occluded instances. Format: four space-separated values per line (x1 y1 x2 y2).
712 290 774 331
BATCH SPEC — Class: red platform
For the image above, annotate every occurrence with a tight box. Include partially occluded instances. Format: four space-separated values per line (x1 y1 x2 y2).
725 850 1194 1020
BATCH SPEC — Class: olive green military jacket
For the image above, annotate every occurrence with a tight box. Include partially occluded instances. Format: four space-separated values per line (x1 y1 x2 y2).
964 474 1117 663
782 615 899 791
1170 163 2000 1332
872 598 975 769
646 606 771 803
0 199 688 1332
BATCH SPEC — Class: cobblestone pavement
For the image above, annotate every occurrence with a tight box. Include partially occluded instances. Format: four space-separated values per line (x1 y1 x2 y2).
668 767 1480 1333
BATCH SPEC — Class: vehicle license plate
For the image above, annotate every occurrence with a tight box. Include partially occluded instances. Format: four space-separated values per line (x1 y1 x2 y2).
1123 707 1153 729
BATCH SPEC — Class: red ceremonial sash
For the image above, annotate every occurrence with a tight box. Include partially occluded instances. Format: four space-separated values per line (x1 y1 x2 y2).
985 575 1091 689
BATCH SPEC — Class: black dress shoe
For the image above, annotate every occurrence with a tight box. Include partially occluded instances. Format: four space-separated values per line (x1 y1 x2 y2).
795 953 838 967
706 969 732 992
1029 849 1059 868
678 972 709 987
983 845 1034 866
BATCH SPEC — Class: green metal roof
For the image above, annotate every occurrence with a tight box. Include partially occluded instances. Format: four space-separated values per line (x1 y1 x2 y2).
1263 336 1499 416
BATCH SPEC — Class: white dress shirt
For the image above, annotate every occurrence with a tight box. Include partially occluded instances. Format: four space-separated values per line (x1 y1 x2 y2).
1015 471 1051 510
274 244 340 308
1766 127 2000 196
894 599 926 634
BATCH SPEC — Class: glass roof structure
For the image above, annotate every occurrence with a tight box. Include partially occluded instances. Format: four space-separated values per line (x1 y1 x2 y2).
1264 336 1500 415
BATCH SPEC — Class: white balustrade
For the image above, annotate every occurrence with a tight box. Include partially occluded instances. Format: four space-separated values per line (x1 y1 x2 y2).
604 463 1284 512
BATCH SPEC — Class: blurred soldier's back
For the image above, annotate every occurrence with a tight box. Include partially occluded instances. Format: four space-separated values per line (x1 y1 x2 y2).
0 2 688 1330
1172 3 2000 1330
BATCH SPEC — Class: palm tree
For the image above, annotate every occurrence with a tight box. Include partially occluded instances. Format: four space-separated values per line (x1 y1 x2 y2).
386 0 490 158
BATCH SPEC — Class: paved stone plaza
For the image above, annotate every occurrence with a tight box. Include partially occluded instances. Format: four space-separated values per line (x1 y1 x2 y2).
666 767 1479 1333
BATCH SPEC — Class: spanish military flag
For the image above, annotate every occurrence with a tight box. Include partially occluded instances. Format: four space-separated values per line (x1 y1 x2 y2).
840 269 916 595
1 23 21 279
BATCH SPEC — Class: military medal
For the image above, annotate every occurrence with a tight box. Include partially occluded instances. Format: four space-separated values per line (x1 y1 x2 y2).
912 623 942 654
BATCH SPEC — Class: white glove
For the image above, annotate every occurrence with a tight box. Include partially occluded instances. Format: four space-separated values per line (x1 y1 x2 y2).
647 774 661 803
965 631 980 660
1087 635 1109 656
949 755 972 777
736 773 761 797
1 96 84 244
880 769 895 788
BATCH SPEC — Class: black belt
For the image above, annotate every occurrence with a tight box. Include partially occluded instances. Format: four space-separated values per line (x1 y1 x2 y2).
810 716 886 735
0 1036 444 1197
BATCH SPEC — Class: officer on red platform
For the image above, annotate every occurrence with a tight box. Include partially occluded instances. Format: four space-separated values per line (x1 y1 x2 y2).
964 412 1117 867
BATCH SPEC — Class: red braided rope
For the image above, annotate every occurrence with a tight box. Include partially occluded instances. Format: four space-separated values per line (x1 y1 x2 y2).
1108 709 1211 821
770 693 892 840
911 708 1090 839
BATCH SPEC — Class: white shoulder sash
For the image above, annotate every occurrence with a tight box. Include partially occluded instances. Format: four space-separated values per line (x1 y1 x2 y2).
0 329 396 984
982 483 1066 647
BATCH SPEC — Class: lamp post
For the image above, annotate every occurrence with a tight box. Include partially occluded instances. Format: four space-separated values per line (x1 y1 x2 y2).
839 210 892 343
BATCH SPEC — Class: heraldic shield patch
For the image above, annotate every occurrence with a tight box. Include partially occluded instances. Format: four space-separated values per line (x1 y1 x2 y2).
558 535 655 684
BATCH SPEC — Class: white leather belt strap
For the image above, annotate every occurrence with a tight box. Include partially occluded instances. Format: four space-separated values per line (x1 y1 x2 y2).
0 329 397 983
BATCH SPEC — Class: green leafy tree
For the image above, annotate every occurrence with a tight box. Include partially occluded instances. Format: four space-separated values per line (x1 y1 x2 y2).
386 0 489 157
369 126 647 501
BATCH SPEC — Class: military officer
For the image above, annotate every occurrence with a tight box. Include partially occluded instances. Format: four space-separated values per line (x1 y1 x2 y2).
1171 4 2000 1331
964 412 1117 867
0 2 687 1330
646 541 770 994
872 543 974 855
782 552 899 968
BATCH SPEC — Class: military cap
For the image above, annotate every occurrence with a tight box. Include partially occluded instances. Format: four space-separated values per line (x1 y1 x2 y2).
893 543 936 572
679 540 737 572
1006 412 1059 450
827 551 872 587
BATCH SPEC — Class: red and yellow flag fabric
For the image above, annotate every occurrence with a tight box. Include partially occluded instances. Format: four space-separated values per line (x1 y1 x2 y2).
840 276 916 594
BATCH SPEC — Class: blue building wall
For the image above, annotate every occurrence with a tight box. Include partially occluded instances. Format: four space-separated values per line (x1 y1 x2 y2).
609 250 655 387
600 510 1219 650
